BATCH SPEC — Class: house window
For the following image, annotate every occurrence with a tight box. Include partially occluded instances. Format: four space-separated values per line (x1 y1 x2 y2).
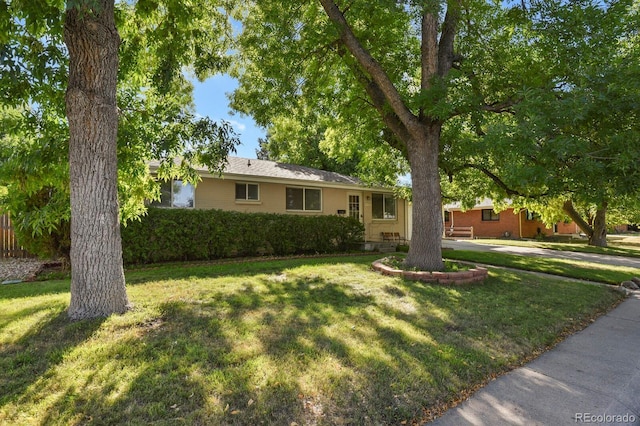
151 180 194 208
286 187 322 211
235 183 259 201
526 210 539 221
372 193 396 220
444 211 451 222
481 209 500 221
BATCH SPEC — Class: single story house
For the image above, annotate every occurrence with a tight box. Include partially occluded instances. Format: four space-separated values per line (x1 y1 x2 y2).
442 199 580 239
149 157 410 243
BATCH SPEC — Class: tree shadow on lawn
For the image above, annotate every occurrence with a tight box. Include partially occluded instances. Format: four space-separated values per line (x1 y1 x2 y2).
249 277 507 424
5 267 612 425
34 302 233 425
0 279 71 301
13 274 428 424
29 293 310 425
0 306 105 410
197 275 504 424
123 254 381 286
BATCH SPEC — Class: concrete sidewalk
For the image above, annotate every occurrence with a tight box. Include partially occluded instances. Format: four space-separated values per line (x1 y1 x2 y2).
430 292 640 425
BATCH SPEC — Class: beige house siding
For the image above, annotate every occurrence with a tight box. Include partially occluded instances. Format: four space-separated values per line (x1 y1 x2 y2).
192 176 407 242
196 178 294 213
196 178 354 216
362 190 406 241
150 157 408 243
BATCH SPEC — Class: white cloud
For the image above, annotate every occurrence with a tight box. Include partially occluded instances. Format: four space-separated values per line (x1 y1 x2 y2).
227 119 246 132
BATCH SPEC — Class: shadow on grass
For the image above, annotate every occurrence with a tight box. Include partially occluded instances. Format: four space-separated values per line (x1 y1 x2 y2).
15 275 399 424
1 261 621 425
123 254 381 286
2 275 507 424
36 302 237 425
0 307 105 408
193 275 495 424
0 280 70 301
30 295 308 425
0 255 381 302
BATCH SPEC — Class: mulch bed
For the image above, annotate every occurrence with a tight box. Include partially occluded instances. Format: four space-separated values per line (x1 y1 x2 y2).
0 258 63 283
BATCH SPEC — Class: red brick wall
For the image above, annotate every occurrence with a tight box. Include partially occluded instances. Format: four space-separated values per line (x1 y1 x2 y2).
556 221 580 235
444 208 565 238
520 213 551 238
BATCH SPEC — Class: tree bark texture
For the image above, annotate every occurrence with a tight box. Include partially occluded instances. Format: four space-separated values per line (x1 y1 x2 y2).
562 200 608 247
65 0 130 320
590 203 608 247
405 126 445 270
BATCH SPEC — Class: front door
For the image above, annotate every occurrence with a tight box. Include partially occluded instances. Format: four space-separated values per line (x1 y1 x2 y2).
348 193 362 222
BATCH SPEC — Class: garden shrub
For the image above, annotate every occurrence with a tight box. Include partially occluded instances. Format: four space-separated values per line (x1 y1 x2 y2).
12 218 70 261
121 207 364 264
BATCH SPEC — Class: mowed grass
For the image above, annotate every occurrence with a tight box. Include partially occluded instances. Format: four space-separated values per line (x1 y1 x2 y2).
444 250 640 285
0 255 624 425
470 238 640 258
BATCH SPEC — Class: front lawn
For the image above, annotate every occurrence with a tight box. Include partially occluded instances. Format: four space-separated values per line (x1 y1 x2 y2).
0 255 623 425
444 250 640 285
470 238 640 258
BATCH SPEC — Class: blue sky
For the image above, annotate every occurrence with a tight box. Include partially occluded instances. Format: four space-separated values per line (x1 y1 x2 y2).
192 74 265 159
193 73 411 185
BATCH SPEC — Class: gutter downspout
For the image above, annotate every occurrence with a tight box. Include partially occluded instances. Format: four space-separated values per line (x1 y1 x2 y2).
518 210 523 239
404 200 413 242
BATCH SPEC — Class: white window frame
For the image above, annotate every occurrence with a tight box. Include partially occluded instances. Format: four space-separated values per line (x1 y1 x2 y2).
372 193 397 220
235 182 260 202
286 186 322 212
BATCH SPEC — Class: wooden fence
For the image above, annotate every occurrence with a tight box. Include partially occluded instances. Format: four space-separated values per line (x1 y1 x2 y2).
1 213 32 258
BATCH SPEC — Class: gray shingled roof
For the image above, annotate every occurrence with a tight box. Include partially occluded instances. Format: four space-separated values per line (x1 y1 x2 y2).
220 157 363 185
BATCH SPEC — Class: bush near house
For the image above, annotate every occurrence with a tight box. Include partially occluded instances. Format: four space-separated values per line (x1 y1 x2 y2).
5 215 70 260
121 207 365 264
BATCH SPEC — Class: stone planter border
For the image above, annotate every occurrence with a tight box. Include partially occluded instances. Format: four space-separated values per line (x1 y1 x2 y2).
372 258 488 285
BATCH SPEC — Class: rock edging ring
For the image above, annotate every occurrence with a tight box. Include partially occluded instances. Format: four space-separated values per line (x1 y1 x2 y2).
372 259 488 285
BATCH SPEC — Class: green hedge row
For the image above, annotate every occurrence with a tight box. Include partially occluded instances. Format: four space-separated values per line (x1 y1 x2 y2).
121 207 365 264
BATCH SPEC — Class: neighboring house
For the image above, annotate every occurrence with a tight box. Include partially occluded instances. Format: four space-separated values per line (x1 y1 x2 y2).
149 157 409 243
443 199 581 239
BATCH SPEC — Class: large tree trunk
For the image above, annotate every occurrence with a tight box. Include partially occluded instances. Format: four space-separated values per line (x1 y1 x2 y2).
65 0 130 320
405 126 444 271
319 0 454 271
590 203 608 247
562 199 608 247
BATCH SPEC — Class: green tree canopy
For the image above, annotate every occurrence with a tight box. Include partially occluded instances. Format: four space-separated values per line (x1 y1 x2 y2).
1 0 239 258
232 0 639 253
442 0 640 246
1 0 239 319
230 0 569 269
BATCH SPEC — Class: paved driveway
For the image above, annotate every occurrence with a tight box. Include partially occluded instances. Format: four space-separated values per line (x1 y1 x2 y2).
441 239 640 270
